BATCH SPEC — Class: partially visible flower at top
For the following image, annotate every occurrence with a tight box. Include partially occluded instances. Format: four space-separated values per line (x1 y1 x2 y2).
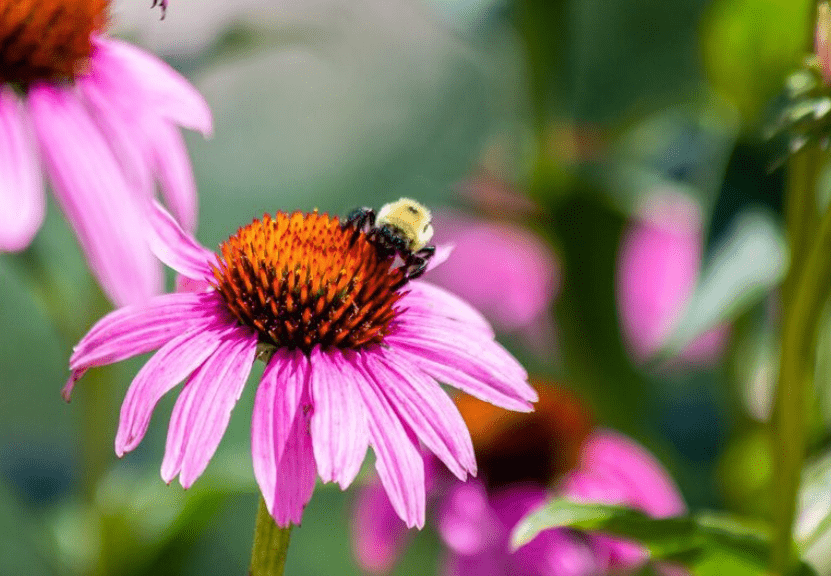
616 189 730 367
428 212 559 349
63 202 536 528
0 0 211 305
352 382 686 576
817 2 831 85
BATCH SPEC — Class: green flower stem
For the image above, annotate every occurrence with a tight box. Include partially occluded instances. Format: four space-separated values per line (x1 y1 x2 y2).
249 497 292 576
773 145 829 575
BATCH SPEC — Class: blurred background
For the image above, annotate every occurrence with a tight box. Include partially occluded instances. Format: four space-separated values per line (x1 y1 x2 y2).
1 0 824 573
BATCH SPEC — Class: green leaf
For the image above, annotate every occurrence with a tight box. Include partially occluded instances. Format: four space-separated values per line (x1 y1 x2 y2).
510 500 699 556
510 500 818 576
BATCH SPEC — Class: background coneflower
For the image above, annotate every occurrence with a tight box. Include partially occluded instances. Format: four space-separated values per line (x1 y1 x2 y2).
0 0 211 305
352 382 686 576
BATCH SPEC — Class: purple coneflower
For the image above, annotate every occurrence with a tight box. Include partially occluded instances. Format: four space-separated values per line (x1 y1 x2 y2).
64 202 536 528
353 383 686 575
1 0 210 305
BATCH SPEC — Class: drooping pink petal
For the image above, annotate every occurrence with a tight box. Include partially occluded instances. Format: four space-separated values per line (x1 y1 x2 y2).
367 348 475 480
391 314 527 382
0 87 44 252
92 37 213 136
148 120 198 232
252 349 309 512
309 347 368 488
388 318 536 410
437 480 505 556
149 200 215 281
818 2 831 85
396 346 533 412
402 281 492 335
565 430 686 517
352 478 411 574
560 432 685 571
114 325 227 456
427 215 559 333
616 190 703 363
353 352 426 528
69 291 223 373
443 549 510 576
161 329 258 487
512 529 603 576
28 84 161 306
268 402 318 527
77 72 154 201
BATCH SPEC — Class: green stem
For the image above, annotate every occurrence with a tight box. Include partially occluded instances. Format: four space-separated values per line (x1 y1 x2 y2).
773 145 829 575
249 497 292 576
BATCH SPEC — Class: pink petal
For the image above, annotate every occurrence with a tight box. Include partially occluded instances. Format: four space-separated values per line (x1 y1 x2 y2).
427 215 559 332
392 315 526 382
818 2 831 85
443 550 509 576
367 348 475 480
77 72 154 201
567 430 686 517
425 243 454 272
395 346 533 412
352 352 425 529
437 480 504 555
309 348 369 488
92 38 213 136
616 190 702 362
28 84 161 306
69 291 222 372
149 120 198 232
114 325 226 456
388 319 535 409
402 281 493 335
252 349 309 512
0 87 44 252
161 329 258 487
149 200 215 281
267 402 318 526
352 479 411 574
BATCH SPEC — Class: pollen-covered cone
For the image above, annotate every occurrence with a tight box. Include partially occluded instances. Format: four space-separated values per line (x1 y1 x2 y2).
64 202 536 528
0 0 211 305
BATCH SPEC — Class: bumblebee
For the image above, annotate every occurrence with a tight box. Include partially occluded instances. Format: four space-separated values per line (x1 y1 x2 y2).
343 197 436 283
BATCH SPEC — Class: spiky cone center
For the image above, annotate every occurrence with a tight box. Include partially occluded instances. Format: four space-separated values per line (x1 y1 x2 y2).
456 384 595 489
0 0 108 86
211 211 407 354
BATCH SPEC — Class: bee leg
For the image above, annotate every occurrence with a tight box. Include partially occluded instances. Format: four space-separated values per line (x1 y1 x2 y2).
406 245 435 279
343 208 375 245
415 245 436 259
406 257 429 280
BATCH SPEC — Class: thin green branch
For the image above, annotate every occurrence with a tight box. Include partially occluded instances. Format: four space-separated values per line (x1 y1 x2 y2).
773 145 829 575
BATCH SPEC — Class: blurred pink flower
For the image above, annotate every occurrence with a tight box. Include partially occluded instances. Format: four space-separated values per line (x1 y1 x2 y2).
817 2 831 85
616 190 729 366
428 212 559 343
0 0 211 305
65 203 535 528
352 385 685 575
